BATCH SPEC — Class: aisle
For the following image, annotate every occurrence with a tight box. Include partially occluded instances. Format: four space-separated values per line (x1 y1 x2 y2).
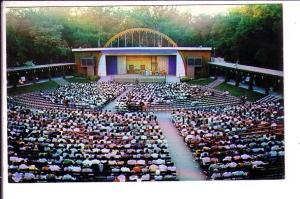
102 87 132 112
156 112 207 181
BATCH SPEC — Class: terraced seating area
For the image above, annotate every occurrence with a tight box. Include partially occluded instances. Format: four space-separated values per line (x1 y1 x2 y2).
7 105 177 183
9 93 97 112
42 82 126 109
9 81 242 113
256 94 283 104
6 81 284 182
9 82 126 111
9 93 71 110
116 83 241 112
171 102 284 180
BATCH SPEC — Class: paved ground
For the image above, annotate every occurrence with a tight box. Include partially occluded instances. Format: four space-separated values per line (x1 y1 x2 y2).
156 112 207 181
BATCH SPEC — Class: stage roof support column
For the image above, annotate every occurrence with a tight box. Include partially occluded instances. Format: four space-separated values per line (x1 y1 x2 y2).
248 73 254 91
32 70 36 84
264 75 270 95
62 65 66 79
214 67 219 80
235 70 241 87
224 69 229 83
48 67 51 80
12 72 18 88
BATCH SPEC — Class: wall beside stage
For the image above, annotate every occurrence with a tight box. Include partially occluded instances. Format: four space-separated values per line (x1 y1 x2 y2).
157 56 169 74
117 56 127 74
179 50 211 78
74 51 101 76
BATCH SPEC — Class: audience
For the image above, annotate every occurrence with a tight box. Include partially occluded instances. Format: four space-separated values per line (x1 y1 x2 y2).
41 82 126 109
172 102 284 180
116 83 238 111
7 81 284 182
7 103 177 182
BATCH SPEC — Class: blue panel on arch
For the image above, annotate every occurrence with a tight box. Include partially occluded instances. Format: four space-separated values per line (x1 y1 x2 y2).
168 55 177 75
106 56 118 75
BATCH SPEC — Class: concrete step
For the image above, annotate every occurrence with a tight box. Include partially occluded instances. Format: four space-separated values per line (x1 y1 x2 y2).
256 94 283 103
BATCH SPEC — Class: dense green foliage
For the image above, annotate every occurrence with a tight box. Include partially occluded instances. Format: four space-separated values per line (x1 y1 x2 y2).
6 5 282 70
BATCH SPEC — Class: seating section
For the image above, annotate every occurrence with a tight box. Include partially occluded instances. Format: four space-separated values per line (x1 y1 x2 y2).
7 81 284 182
172 102 284 180
116 83 241 112
10 82 241 112
10 82 126 111
9 93 63 110
256 94 283 104
7 104 177 183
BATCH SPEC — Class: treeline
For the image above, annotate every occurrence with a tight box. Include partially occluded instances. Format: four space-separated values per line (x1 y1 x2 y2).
6 4 283 70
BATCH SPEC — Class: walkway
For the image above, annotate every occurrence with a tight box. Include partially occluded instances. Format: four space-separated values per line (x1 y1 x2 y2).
102 86 133 112
206 77 224 88
53 77 70 86
156 112 207 181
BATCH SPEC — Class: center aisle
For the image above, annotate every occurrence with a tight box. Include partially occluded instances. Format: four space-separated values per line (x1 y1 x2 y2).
156 112 207 181
102 87 207 181
102 86 132 112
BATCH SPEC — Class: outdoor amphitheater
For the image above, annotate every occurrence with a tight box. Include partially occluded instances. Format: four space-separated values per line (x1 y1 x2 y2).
5 7 285 183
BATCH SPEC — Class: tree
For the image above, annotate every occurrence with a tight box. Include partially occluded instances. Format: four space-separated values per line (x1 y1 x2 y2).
6 5 283 70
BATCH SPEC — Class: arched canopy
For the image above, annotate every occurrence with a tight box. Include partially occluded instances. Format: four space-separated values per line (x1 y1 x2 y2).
103 28 178 48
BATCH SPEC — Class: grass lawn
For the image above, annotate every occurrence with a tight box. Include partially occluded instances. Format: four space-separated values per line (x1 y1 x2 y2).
187 78 214 86
8 81 59 96
66 76 91 83
216 83 265 102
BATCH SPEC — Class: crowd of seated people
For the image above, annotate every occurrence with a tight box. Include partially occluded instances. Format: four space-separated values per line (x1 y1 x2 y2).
172 101 284 180
41 82 126 109
116 83 233 111
7 103 177 183
117 83 191 107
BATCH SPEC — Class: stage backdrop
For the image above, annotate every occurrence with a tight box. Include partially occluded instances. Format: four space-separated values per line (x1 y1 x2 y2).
117 56 127 74
126 56 152 73
157 56 169 74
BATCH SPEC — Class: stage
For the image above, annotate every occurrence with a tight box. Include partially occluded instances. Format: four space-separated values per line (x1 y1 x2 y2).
99 74 180 83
